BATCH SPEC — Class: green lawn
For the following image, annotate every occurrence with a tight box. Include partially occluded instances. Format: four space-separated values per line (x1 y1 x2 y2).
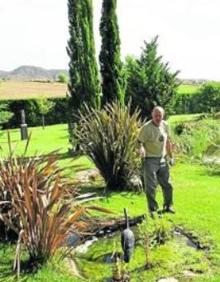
1 161 219 281
82 162 220 281
0 123 69 156
0 121 220 281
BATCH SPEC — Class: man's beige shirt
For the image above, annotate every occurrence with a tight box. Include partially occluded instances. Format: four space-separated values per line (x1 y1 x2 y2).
138 120 169 158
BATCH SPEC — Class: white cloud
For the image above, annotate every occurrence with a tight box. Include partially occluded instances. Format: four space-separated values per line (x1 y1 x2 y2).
0 0 220 79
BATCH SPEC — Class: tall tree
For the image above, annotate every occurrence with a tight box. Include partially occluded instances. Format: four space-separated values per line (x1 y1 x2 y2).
125 36 180 119
67 0 100 119
99 0 125 106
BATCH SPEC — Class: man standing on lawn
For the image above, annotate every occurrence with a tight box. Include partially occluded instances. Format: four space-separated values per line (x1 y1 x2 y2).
138 106 175 217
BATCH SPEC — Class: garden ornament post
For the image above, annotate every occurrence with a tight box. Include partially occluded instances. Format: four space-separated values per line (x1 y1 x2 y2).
20 109 28 140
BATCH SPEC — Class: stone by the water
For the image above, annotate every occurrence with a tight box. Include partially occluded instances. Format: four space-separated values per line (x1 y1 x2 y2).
158 278 179 282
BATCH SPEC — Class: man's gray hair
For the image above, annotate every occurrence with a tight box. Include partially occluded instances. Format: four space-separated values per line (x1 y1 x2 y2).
152 106 165 116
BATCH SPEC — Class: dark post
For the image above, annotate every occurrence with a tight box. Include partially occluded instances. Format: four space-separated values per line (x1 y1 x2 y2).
20 109 28 140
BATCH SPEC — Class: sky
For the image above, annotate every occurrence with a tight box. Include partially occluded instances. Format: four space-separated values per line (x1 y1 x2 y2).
0 0 220 80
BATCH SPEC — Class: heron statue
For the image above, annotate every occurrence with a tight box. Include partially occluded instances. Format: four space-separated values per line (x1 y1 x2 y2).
121 208 135 263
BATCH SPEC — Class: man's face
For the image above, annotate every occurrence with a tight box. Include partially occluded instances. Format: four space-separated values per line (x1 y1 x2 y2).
152 110 163 126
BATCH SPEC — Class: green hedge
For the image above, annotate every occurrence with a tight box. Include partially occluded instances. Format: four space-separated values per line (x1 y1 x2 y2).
171 82 220 114
1 98 68 129
171 93 198 114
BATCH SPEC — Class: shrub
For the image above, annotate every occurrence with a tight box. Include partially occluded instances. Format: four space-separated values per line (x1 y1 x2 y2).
57 72 68 83
196 82 220 113
171 82 220 115
172 119 220 159
76 102 143 191
170 92 199 114
138 219 153 269
0 147 110 271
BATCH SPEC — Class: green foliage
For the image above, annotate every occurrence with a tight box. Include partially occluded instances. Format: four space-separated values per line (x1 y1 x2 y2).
67 0 100 118
152 216 173 245
171 118 220 159
171 82 220 114
57 72 69 83
99 0 125 106
138 216 172 269
36 97 55 129
0 98 67 128
0 102 13 126
196 82 220 113
138 219 153 268
76 102 143 190
36 97 55 116
124 36 180 119
169 92 198 114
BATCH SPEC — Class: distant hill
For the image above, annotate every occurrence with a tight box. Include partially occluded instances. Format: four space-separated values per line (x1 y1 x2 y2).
180 79 208 85
0 65 68 81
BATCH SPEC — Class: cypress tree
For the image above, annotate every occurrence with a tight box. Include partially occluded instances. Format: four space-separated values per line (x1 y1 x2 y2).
99 0 124 106
67 0 100 117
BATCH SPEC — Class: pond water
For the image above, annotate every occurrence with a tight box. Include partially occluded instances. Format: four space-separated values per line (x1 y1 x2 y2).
70 225 208 282
73 226 200 263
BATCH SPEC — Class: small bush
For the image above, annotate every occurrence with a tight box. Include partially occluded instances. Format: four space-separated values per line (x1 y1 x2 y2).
138 219 153 268
57 73 68 83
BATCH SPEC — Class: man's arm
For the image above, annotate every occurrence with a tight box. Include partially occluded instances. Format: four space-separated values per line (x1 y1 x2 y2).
166 138 173 159
138 140 145 158
166 137 175 166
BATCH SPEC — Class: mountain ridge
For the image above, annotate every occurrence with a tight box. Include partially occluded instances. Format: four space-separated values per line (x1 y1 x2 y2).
0 65 209 84
0 65 68 81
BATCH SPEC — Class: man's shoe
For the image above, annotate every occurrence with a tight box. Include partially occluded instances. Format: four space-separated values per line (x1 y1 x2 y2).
150 209 163 219
163 206 175 214
149 210 156 219
157 209 163 216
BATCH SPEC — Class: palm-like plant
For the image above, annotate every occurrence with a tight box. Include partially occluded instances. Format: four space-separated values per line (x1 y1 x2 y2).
76 102 143 190
0 136 111 275
0 156 83 260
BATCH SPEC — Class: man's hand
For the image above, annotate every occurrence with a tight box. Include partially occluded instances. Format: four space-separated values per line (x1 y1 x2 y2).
169 158 175 166
139 146 145 158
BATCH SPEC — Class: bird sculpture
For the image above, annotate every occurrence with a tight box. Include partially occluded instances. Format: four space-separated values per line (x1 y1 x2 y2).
121 208 135 263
